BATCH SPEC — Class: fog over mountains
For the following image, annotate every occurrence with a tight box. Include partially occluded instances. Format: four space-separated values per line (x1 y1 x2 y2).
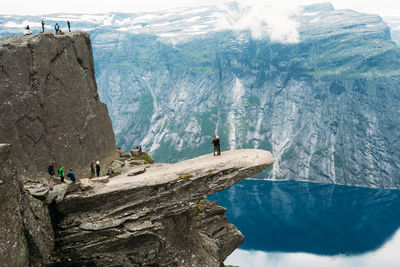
1 2 400 188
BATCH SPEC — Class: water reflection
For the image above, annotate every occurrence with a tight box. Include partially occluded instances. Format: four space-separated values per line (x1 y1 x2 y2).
209 180 400 265
226 229 400 267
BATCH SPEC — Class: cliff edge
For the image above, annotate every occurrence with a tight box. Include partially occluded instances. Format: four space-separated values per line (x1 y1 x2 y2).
0 32 117 182
52 149 275 266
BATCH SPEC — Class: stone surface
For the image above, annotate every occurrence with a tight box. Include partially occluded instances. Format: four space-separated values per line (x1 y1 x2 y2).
24 182 49 199
127 166 148 176
52 149 274 266
79 178 94 191
108 159 124 174
92 176 109 183
0 32 117 183
0 144 54 266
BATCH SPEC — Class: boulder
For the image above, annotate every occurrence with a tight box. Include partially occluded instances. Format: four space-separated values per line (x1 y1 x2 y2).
79 178 94 191
119 151 131 158
45 183 68 204
127 166 149 176
24 182 49 199
108 160 124 174
130 149 141 157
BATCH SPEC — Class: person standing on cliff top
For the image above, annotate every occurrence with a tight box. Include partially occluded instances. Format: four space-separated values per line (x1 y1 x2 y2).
58 166 65 183
212 136 221 156
54 23 60 35
41 20 45 32
67 20 71 32
96 161 101 177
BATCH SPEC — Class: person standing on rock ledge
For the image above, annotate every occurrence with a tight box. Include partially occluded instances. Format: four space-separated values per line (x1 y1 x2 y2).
41 20 45 32
212 136 221 156
48 161 55 182
67 20 71 32
67 169 76 183
54 23 60 35
90 161 95 178
58 166 65 183
96 161 101 177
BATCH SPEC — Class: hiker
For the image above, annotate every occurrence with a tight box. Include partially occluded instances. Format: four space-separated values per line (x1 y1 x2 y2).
67 169 76 183
212 136 221 156
41 20 45 32
96 161 101 177
58 166 65 183
90 161 95 178
24 25 32 35
48 161 55 182
59 28 65 35
67 20 71 32
54 23 59 35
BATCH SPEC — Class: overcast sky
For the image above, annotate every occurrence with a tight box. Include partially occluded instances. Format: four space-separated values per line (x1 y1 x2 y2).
1 0 399 17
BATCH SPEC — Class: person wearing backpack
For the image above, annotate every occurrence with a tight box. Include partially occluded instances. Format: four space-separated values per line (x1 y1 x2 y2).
48 161 55 182
58 166 65 182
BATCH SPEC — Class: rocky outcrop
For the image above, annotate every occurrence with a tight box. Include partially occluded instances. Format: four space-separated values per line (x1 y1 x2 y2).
0 144 54 266
51 149 274 266
0 32 117 183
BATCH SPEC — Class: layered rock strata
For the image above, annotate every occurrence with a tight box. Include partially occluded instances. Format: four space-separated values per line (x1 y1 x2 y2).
0 32 117 182
52 149 275 266
0 144 54 266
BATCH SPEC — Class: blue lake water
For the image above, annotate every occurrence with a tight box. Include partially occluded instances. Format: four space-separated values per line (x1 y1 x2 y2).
209 180 400 267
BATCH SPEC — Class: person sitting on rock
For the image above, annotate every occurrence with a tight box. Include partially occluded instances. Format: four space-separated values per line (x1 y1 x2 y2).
212 136 221 156
58 166 65 183
24 25 32 35
96 161 101 177
67 169 76 183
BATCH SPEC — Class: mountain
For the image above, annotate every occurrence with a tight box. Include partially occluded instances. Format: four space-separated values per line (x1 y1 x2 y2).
0 32 117 182
1 2 400 188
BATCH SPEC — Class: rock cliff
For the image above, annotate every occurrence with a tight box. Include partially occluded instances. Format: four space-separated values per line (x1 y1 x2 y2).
51 149 274 266
0 32 117 182
0 144 54 267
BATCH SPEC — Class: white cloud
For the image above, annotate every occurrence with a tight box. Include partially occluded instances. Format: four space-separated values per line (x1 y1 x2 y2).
215 2 300 43
1 0 400 18
225 228 400 267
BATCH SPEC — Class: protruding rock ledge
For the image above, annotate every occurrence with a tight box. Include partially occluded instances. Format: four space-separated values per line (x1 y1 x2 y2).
52 149 274 266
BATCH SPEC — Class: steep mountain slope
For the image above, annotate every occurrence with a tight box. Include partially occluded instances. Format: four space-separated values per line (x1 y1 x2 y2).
1 2 399 188
0 32 117 181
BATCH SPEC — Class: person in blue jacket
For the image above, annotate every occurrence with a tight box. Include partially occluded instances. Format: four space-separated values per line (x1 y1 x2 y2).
67 169 76 183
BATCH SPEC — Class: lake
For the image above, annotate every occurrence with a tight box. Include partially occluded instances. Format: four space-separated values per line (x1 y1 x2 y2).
209 180 400 267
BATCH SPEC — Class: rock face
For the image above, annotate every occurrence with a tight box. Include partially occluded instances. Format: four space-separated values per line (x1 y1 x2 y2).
52 149 274 266
0 144 54 266
0 32 117 182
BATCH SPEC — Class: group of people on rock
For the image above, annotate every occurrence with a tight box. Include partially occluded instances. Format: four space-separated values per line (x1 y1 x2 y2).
47 137 222 184
47 160 101 183
47 162 76 183
90 161 101 178
24 20 72 36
